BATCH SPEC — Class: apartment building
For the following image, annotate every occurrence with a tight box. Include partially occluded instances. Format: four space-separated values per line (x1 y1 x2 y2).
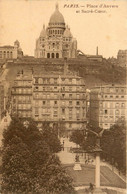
11 75 33 118
11 71 86 136
90 85 127 129
0 40 23 60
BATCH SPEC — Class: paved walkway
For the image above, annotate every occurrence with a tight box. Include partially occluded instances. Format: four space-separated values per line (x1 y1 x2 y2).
58 138 95 164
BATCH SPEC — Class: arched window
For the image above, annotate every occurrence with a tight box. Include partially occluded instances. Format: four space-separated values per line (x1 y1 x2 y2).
56 53 59 58
47 53 50 58
10 52 13 59
7 51 9 58
53 43 55 48
4 51 6 58
52 53 54 58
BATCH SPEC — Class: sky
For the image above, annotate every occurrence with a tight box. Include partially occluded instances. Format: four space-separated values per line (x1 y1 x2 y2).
0 0 127 58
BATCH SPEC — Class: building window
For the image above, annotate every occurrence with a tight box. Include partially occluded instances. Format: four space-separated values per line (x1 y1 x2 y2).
56 53 59 58
35 108 39 115
77 87 80 91
43 87 45 91
69 101 72 105
62 94 65 98
121 103 125 108
115 103 119 108
35 93 39 99
69 123 72 128
104 110 108 114
35 101 39 107
54 78 57 84
54 109 58 117
69 87 72 92
69 94 72 99
76 94 80 99
43 101 46 105
47 101 50 106
54 101 57 105
61 87 65 92
100 102 103 107
76 101 80 105
10 52 13 58
115 110 119 115
62 108 65 114
35 78 38 84
52 53 55 58
62 78 65 82
47 53 50 58
35 86 38 91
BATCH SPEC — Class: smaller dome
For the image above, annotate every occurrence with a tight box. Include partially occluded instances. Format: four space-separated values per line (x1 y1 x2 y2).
63 26 72 37
40 24 46 37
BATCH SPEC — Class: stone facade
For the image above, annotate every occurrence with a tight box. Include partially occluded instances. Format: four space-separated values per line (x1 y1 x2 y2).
0 40 23 60
11 70 86 136
35 4 77 59
117 50 127 67
90 85 127 129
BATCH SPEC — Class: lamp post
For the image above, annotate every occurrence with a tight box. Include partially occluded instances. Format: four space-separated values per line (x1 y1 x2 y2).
86 127 106 194
94 137 103 193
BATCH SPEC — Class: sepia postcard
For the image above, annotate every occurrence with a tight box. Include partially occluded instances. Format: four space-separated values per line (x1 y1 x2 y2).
0 0 126 194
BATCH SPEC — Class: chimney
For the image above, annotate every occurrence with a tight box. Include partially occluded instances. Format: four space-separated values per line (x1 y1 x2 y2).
96 46 98 56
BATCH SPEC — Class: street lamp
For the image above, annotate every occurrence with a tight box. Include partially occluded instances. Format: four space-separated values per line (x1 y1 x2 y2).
85 127 106 194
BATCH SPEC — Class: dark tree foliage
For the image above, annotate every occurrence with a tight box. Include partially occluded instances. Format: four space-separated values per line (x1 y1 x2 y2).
1 117 75 194
70 121 126 173
101 120 126 172
70 130 85 146
38 155 76 194
81 124 102 151
41 122 62 153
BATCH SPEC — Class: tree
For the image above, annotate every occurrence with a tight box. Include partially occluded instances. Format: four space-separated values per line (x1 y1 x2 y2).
70 130 85 146
2 117 75 193
38 155 76 194
41 122 62 153
101 120 126 172
2 136 34 193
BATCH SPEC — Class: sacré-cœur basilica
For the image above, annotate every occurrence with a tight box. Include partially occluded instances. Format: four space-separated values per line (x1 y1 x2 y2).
35 3 77 59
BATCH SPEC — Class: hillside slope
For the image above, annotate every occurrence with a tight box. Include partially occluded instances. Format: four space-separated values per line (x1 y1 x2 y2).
4 57 126 89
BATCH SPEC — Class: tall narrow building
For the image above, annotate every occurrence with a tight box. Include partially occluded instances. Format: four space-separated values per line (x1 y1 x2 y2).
35 4 77 59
